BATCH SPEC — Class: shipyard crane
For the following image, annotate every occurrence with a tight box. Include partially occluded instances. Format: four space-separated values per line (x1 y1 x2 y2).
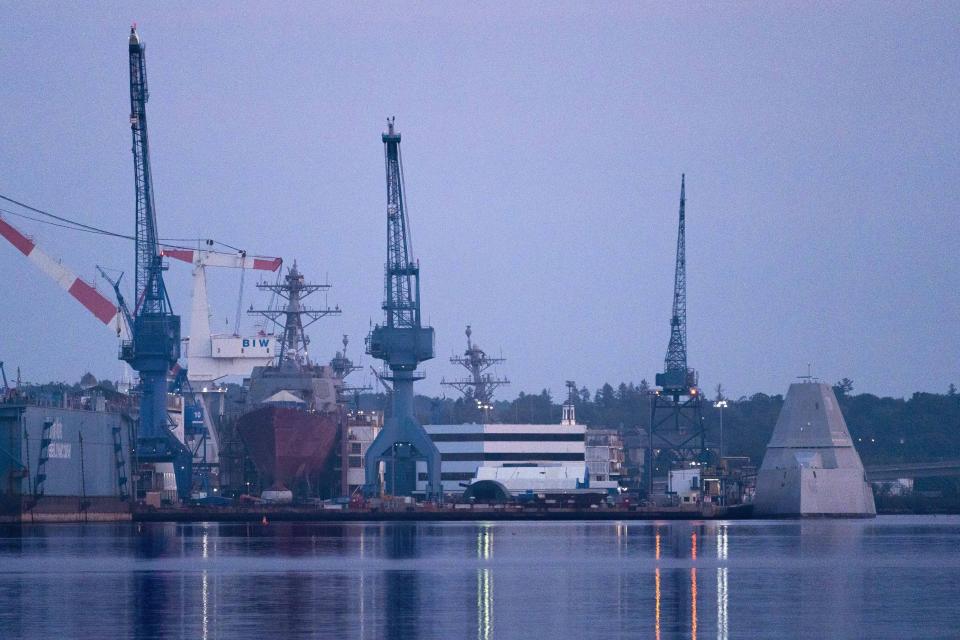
160 244 282 382
441 325 509 422
363 118 441 499
120 25 192 500
649 175 706 495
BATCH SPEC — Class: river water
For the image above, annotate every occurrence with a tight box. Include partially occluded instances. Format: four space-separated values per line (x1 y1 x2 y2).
1 516 958 639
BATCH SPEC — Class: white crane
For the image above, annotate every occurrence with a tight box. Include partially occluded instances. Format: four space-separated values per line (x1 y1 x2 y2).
160 244 282 382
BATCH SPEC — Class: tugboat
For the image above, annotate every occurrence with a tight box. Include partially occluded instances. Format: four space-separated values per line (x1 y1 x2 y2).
237 263 345 500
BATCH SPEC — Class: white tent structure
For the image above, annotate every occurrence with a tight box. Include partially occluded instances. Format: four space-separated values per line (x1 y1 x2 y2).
754 382 876 517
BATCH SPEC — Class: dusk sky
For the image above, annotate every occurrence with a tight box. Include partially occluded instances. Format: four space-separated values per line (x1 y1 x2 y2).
1 2 957 400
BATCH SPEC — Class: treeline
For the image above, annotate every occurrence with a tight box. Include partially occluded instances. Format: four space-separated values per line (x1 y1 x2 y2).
359 380 960 466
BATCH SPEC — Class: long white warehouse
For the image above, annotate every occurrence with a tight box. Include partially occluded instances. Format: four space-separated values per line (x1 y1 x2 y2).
415 422 586 494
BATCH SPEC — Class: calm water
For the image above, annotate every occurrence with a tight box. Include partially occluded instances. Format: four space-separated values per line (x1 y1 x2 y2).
1 516 958 639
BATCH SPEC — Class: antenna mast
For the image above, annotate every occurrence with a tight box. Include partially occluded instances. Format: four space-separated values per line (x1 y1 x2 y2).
441 325 509 422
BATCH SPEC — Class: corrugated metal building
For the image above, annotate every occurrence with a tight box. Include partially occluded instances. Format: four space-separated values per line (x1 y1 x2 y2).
0 404 131 500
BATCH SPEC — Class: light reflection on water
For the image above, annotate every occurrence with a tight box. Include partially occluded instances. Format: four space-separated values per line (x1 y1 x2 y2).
0 517 959 639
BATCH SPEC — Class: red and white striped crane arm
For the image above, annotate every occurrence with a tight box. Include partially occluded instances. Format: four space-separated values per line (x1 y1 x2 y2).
0 214 122 329
160 247 282 272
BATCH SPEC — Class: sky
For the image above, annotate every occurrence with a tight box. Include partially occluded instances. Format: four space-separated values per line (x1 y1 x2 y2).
0 2 957 400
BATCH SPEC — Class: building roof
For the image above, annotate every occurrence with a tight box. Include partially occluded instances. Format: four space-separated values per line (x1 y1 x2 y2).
473 464 588 491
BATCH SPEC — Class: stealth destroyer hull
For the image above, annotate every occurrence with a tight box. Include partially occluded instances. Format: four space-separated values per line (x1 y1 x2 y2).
754 382 875 517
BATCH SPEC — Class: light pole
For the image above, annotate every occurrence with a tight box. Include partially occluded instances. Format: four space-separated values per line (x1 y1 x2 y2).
713 400 728 460
713 399 728 505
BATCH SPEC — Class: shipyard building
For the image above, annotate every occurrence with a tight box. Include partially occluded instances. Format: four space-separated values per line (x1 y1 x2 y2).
414 422 586 494
414 403 589 495
0 394 133 521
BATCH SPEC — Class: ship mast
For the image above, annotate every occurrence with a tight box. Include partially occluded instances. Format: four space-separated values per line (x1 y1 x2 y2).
441 325 509 422
247 262 341 368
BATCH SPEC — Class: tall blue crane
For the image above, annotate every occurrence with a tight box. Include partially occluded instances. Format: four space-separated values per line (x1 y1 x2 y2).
121 25 191 500
363 118 441 499
649 175 705 494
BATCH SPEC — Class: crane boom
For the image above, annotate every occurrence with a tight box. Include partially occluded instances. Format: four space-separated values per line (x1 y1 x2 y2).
665 174 688 374
160 246 283 382
129 26 166 317
657 174 696 391
160 247 282 272
123 25 190 500
0 213 123 330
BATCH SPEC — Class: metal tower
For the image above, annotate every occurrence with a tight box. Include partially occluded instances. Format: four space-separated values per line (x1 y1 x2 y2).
330 335 370 404
649 175 706 494
441 325 509 422
120 25 192 500
247 262 341 368
363 118 441 499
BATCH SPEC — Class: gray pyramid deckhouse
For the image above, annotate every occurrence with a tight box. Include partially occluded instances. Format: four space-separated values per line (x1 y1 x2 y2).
754 381 876 517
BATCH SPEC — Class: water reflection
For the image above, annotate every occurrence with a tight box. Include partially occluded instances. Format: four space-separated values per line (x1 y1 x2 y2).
477 568 493 640
0 518 957 639
716 567 728 640
477 525 493 640
716 524 728 640
691 567 698 640
655 566 662 640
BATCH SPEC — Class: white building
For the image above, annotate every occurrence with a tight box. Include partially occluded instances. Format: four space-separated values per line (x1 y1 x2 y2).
340 411 383 497
668 468 702 504
414 421 587 495
585 428 624 491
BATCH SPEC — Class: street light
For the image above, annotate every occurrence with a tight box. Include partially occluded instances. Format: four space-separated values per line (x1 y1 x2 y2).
713 399 728 506
713 400 728 460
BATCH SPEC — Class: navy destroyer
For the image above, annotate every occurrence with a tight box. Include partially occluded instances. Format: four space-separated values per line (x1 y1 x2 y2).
236 264 346 499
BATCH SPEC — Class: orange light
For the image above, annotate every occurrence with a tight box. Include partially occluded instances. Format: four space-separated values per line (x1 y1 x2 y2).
690 388 697 396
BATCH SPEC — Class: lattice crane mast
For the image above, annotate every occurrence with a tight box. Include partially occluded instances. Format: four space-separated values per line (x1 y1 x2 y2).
121 25 192 500
363 118 441 499
649 175 706 494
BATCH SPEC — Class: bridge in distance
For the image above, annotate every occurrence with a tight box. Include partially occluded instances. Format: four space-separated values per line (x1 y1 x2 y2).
865 460 960 482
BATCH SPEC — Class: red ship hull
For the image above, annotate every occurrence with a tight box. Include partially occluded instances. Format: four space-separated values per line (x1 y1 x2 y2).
237 406 340 491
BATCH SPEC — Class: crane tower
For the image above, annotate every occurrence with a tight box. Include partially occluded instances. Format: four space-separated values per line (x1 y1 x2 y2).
363 119 441 499
649 175 706 494
120 25 192 500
